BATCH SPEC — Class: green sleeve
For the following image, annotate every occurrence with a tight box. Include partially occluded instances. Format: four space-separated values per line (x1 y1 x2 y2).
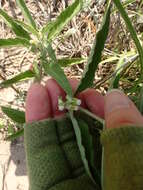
101 126 143 190
24 116 98 190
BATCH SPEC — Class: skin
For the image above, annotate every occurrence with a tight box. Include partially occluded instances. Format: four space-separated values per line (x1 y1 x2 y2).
26 78 143 128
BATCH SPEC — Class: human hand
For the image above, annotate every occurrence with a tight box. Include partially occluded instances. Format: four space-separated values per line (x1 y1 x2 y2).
26 78 143 127
25 78 104 122
25 79 143 190
25 78 106 190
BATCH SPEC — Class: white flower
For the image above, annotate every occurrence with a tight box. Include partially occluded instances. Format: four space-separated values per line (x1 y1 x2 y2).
58 96 82 111
76 99 81 106
59 105 65 111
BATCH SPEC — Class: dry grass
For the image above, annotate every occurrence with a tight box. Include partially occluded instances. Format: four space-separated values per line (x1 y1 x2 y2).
0 0 143 137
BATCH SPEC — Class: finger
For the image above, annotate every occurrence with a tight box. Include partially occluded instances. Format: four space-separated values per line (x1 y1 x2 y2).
68 78 79 93
45 79 66 117
26 83 52 123
82 89 104 118
68 78 86 108
105 90 143 128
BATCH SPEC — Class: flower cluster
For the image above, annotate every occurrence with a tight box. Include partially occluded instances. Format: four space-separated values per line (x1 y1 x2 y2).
58 95 81 111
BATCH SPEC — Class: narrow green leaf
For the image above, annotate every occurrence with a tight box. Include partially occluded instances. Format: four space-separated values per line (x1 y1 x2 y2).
69 111 96 184
110 56 125 89
46 43 57 63
43 43 72 96
0 70 35 88
0 8 30 39
16 0 36 29
6 128 24 140
78 119 101 186
42 0 83 40
58 58 86 67
113 0 143 72
41 21 54 36
32 61 41 81
0 38 30 48
7 125 15 135
112 74 120 88
42 60 73 96
112 0 136 13
1 106 25 124
78 119 93 162
15 19 39 37
76 1 111 94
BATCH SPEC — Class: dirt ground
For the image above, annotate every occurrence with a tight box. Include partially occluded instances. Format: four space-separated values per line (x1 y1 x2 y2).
0 136 28 190
0 87 28 190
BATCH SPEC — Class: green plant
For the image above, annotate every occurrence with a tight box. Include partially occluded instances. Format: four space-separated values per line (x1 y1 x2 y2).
0 0 86 140
0 0 143 188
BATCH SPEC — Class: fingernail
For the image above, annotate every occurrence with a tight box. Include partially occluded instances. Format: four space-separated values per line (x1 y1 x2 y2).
105 89 131 114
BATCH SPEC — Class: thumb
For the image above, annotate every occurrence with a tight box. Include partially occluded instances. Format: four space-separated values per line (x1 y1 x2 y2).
105 90 143 128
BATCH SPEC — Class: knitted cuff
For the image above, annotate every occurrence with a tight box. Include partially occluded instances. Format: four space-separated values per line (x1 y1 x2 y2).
101 126 143 190
24 115 95 190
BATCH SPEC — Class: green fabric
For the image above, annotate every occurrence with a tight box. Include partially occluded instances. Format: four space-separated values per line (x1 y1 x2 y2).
24 115 98 190
101 126 143 190
24 114 143 190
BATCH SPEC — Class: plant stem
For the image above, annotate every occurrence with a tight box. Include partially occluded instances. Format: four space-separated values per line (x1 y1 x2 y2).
69 110 96 184
79 107 105 125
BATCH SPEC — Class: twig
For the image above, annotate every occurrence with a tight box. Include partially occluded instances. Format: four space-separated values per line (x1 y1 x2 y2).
1 164 6 190
8 0 17 19
36 0 47 18
19 48 31 70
